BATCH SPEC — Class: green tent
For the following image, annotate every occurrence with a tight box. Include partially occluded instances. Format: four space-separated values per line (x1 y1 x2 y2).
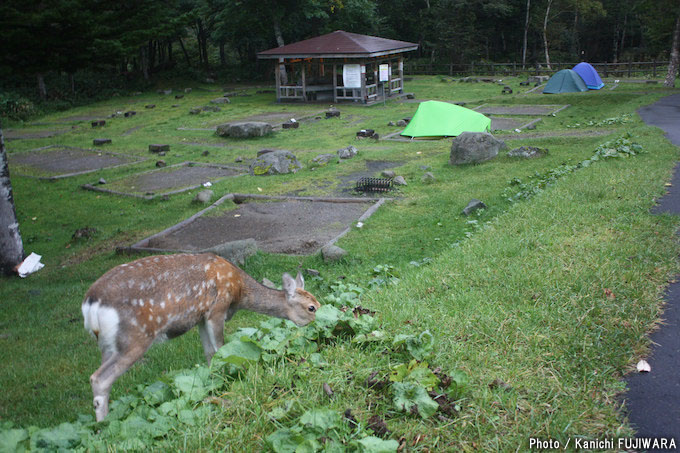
400 100 491 138
543 69 588 94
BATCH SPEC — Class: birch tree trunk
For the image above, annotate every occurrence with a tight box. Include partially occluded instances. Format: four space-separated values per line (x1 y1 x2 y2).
543 0 553 70
522 0 531 69
664 15 680 88
36 73 47 100
0 127 24 275
273 18 288 85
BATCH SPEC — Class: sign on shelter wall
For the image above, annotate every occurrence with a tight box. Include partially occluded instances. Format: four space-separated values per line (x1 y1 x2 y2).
379 64 390 82
343 64 362 88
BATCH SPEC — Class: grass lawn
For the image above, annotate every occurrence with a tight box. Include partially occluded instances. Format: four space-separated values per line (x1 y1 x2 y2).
1 75 679 451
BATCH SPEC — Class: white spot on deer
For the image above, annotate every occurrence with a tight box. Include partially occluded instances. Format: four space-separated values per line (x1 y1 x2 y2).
216 272 222 281
228 272 233 278
204 264 211 271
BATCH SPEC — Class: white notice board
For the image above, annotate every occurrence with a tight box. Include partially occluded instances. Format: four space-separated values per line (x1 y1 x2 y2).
379 64 389 82
343 64 362 88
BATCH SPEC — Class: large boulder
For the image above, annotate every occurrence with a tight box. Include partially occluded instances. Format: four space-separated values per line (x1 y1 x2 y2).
249 150 302 175
337 145 358 159
449 132 506 165
216 122 272 138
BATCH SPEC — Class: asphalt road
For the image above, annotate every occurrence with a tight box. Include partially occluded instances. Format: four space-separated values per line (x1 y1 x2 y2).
624 93 680 451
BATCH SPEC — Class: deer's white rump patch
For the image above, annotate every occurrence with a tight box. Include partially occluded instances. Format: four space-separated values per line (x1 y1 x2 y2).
82 300 120 354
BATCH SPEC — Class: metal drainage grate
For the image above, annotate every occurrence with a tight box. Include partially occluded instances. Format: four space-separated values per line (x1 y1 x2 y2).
355 177 393 193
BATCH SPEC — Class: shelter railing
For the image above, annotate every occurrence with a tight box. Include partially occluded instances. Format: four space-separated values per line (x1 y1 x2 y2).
278 85 304 99
389 78 402 93
367 84 378 100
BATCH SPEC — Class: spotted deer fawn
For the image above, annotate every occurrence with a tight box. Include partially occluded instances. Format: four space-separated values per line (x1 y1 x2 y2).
82 253 320 421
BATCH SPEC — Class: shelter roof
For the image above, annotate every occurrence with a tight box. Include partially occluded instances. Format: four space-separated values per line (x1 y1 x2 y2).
258 30 418 59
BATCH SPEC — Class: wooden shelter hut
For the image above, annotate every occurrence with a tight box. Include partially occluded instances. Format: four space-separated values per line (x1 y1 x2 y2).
257 31 418 104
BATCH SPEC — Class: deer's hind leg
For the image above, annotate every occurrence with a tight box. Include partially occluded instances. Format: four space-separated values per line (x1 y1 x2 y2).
90 343 149 421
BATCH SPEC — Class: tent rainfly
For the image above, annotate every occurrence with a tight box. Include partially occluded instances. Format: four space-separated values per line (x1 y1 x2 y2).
572 62 605 90
400 100 491 138
543 69 588 94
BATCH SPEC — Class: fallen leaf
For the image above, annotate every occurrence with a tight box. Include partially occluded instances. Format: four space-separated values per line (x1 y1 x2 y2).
637 359 651 372
604 288 616 299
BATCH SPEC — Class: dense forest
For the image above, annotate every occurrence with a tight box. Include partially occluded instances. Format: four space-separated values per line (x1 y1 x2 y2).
0 0 678 117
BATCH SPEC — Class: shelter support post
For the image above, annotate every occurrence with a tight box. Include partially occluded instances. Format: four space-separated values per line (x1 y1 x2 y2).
301 63 307 101
276 58 283 102
361 64 367 103
333 64 337 103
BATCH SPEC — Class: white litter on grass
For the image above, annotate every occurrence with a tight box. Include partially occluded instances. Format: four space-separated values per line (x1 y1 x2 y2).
290 118 297 123
203 182 212 188
636 359 651 373
17 252 44 278
514 128 522 133
356 222 364 228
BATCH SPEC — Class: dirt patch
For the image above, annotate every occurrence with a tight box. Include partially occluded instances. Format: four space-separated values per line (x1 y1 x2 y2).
83 162 246 198
9 146 144 178
142 198 378 255
491 117 541 131
4 128 73 141
474 104 568 116
498 129 613 141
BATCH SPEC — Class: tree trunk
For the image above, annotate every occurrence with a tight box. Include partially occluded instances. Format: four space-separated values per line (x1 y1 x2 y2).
140 45 149 80
36 73 47 100
179 37 192 67
543 0 553 70
0 127 24 275
665 15 680 88
273 18 288 85
522 0 531 69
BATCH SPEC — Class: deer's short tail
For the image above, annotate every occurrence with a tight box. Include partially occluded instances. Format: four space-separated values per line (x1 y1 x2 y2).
82 297 120 354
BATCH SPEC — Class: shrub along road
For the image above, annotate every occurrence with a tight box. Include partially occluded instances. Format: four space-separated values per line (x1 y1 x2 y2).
626 93 680 446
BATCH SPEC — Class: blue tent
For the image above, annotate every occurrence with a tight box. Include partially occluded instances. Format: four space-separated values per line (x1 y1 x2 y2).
572 62 604 90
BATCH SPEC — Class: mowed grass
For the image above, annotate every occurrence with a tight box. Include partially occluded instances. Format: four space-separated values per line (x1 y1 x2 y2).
1 76 679 450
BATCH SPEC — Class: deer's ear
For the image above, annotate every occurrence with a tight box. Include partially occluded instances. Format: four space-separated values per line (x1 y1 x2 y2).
295 271 304 290
282 273 296 298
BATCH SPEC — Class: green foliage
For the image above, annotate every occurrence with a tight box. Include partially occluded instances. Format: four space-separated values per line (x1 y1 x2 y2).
504 134 645 202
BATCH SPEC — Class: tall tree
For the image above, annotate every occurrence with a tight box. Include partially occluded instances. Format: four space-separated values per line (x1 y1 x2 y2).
665 15 680 87
0 126 24 275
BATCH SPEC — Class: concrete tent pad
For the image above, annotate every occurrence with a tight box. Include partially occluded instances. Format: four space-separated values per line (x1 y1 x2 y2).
9 146 145 179
4 128 73 141
132 195 384 255
473 104 569 116
82 162 246 199
490 117 540 131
